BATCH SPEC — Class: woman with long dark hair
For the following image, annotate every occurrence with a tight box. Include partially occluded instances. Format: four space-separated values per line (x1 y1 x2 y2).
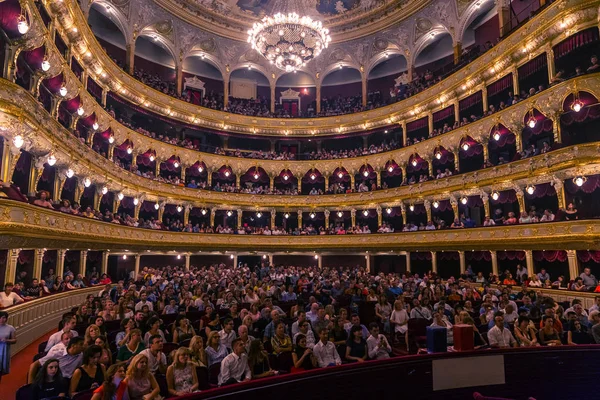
32 358 68 399
247 339 276 378
91 363 129 400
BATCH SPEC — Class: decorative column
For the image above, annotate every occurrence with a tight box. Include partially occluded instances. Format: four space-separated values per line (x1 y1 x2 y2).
316 81 321 113
33 248 44 281
176 64 183 96
126 42 135 75
525 250 534 278
567 250 579 281
101 88 108 107
235 174 241 190
376 170 381 187
237 209 243 229
158 205 165 222
427 112 433 134
546 45 556 83
551 114 562 144
210 208 216 227
431 251 438 274
458 250 466 274
297 209 303 228
490 250 498 277
5 249 19 284
1 141 20 183
180 164 186 182
405 251 411 273
497 0 511 37
233 254 238 267
268 254 273 265
361 71 368 107
223 75 230 108
270 209 276 229
317 255 322 270
481 85 488 114
270 82 276 114
453 42 462 64
515 125 523 153
155 159 161 178
2 44 21 82
350 209 356 227
376 205 382 227
101 251 109 275
297 178 302 194
350 174 355 191
207 170 213 187
450 196 459 220
324 209 330 228
108 144 115 161
324 174 329 191
54 174 66 202
365 254 371 274
454 98 460 122
185 253 191 271
28 158 41 195
515 188 525 215
482 143 490 164
183 205 191 226
424 200 432 223
56 249 67 279
80 250 88 276
269 175 275 191
400 203 407 226
554 178 566 209
401 121 407 147
511 67 519 97
134 202 141 220
482 193 490 218
134 254 141 281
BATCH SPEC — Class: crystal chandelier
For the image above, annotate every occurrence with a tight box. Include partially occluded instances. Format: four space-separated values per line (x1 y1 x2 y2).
248 12 331 72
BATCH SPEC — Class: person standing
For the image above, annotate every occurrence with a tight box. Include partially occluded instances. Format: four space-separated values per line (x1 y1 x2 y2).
0 311 17 384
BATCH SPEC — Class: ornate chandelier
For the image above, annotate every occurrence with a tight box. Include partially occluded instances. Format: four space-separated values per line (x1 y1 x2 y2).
248 13 331 72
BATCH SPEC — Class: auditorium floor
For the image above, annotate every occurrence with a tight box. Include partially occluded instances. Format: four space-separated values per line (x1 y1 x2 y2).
0 331 53 400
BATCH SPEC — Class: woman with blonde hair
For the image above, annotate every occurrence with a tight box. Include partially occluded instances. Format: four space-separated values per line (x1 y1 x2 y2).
166 348 199 396
188 336 208 367
85 324 102 346
205 331 228 367
124 353 160 400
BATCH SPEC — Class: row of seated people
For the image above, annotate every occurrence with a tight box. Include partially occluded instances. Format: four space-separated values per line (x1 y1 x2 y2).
12 259 600 399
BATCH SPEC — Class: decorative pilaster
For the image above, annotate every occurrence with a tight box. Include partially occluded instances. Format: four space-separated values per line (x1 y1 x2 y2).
5 249 19 284
236 209 243 228
210 208 216 227
324 209 330 228
553 178 566 209
365 254 371 273
80 250 88 276
515 188 525 215
33 249 44 281
101 251 109 275
546 45 556 83
458 250 466 274
431 251 438 274
185 253 191 271
134 254 140 280
223 75 230 108
453 42 462 64
525 250 534 279
401 120 407 147
270 83 276 114
316 81 321 113
482 193 490 218
427 112 433 134
350 209 356 227
405 251 411 273
424 200 432 222
361 71 367 107
297 209 303 228
376 205 382 227
126 42 135 75
567 250 579 281
481 85 488 114
183 205 191 225
490 251 498 277
176 64 183 96
450 196 459 220
400 203 407 226
56 249 67 279
270 209 276 229
511 67 519 97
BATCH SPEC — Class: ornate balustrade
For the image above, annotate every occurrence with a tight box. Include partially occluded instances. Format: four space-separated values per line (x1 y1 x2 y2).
26 0 600 136
4 286 103 355
2 78 600 211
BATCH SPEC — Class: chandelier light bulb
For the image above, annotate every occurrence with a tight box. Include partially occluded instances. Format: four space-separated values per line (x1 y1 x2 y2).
432 200 439 209
411 159 418 167
314 254 319 260
527 117 536 129
310 212 316 219
41 58 50 72
77 106 84 116
462 143 470 151
101 186 108 195
177 205 183 213
198 165 204 172
435 151 442 160
133 198 139 205
177 255 181 260
230 254 234 260
92 122 99 130
66 168 74 178
59 85 67 97
526 184 535 195
117 192 124 201
227 210 233 217
574 176 586 187
284 212 290 219
283 174 289 181
409 205 415 212
224 170 231 177
363 170 369 177
386 208 392 214
201 209 207 215
337 211 343 218
388 166 394 173
253 173 260 180
108 135 115 144
12 135 24 149
363 210 369 216
154 203 160 210
263 255 267 259
493 131 501 141
338 172 343 179
460 196 468 205
256 212 262 218
122 255 127 260
47 153 57 166
126 147 133 155
310 173 316 180
17 15 29 34
571 99 583 112
491 191 499 201
173 161 180 168
84 177 91 188
149 154 155 162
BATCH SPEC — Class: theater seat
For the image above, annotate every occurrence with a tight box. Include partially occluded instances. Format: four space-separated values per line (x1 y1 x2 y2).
71 389 95 400
277 352 294 372
155 374 169 397
196 366 210 390
38 341 48 354
407 318 430 354
15 384 32 400
208 363 221 385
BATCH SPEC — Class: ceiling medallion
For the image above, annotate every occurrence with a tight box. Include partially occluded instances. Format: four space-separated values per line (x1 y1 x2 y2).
248 13 331 72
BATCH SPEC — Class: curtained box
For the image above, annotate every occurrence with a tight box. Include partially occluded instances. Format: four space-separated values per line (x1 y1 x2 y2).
427 325 448 353
453 324 474 351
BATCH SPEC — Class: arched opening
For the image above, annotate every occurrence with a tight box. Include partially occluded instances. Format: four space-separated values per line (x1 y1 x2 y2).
138 200 158 223
92 128 112 158
368 53 407 106
406 154 429 184
301 169 325 195
465 251 493 278
182 53 224 108
431 200 454 228
459 0 497 61
414 32 453 84
241 210 271 230
36 164 56 198
436 251 461 280
113 139 133 170
490 189 519 225
533 251 569 285
11 150 31 195
227 68 270 116
185 161 208 189
381 207 402 231
488 124 516 165
355 164 376 192
162 204 184 229
135 149 157 179
275 71 316 117
356 209 377 232
457 195 485 226
553 28 600 78
274 169 297 194
410 252 432 277
211 165 235 190
405 203 427 227
329 167 350 194
561 91 600 146
302 211 325 231
159 155 182 183
15 45 45 91
75 113 97 143
382 160 402 188
88 3 127 67
132 34 177 95
458 136 484 173
524 183 559 219
565 174 600 220
320 67 362 116
431 146 455 178
189 207 211 230
239 166 269 193
521 108 554 154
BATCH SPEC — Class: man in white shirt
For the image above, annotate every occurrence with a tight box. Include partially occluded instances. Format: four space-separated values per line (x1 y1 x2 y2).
293 320 316 349
219 318 237 350
135 292 154 311
139 334 167 374
312 328 342 368
410 299 432 319
30 337 85 381
0 283 24 308
45 316 79 352
366 323 392 360
487 313 517 348
540 209 555 222
238 325 255 353
218 339 251 386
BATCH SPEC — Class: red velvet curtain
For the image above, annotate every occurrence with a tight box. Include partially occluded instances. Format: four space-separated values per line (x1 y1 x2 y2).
577 250 600 263
487 73 513 97
433 105 454 122
565 174 600 194
518 53 547 79
525 182 556 199
407 117 428 132
497 250 525 261
459 91 483 111
553 28 599 59
533 250 567 263
466 251 492 262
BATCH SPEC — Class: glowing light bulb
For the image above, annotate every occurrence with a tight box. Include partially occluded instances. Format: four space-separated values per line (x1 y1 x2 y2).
460 196 468 205
314 254 319 260
527 117 536 129
133 198 139 205
101 186 108 195
256 212 262 218
574 176 586 187
363 210 369 216
337 211 343 218
59 85 67 97
253 173 260 180
177 205 183 213
92 122 99 130
432 201 439 209
230 254 234 259
224 170 231 177
386 208 392 214
126 147 132 155
66 168 74 178
491 191 499 201
201 209 207 215
227 210 233 217
338 172 343 179
108 136 115 144
284 213 290 219
47 153 57 166
409 205 415 212
17 16 29 34
84 177 91 187
388 166 394 173
177 255 181 260
310 173 316 180
117 192 124 201
526 185 535 195
12 135 24 148
77 106 84 116
363 170 369 177
41 58 50 72
571 100 583 112
122 255 127 260
493 131 501 141
154 203 160 210
435 151 442 160
149 155 155 162
283 174 289 181
411 159 418 167
462 143 470 151
173 161 180 168
310 212 316 219
198 166 204 173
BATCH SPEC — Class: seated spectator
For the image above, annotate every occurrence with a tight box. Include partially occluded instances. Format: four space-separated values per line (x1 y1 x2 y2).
144 317 166 346
568 320 593 345
540 209 555 222
487 312 517 348
218 318 237 350
247 339 277 378
30 337 85 382
587 55 600 72
32 191 54 209
218 338 251 386
188 335 208 367
94 336 112 368
293 319 316 349
345 325 368 363
46 315 79 351
166 348 198 396
514 316 539 347
0 283 24 308
539 315 562 346
292 334 317 371
205 331 229 367
431 309 454 345
366 323 392 360
139 334 167 374
173 315 196 344
91 363 128 400
123 353 160 400
504 212 518 225
271 321 292 354
390 299 409 344
32 358 68 400
69 345 106 396
117 329 145 362
313 328 342 367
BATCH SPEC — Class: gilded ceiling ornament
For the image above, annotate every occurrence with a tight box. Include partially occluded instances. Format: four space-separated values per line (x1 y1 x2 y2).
373 38 388 51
